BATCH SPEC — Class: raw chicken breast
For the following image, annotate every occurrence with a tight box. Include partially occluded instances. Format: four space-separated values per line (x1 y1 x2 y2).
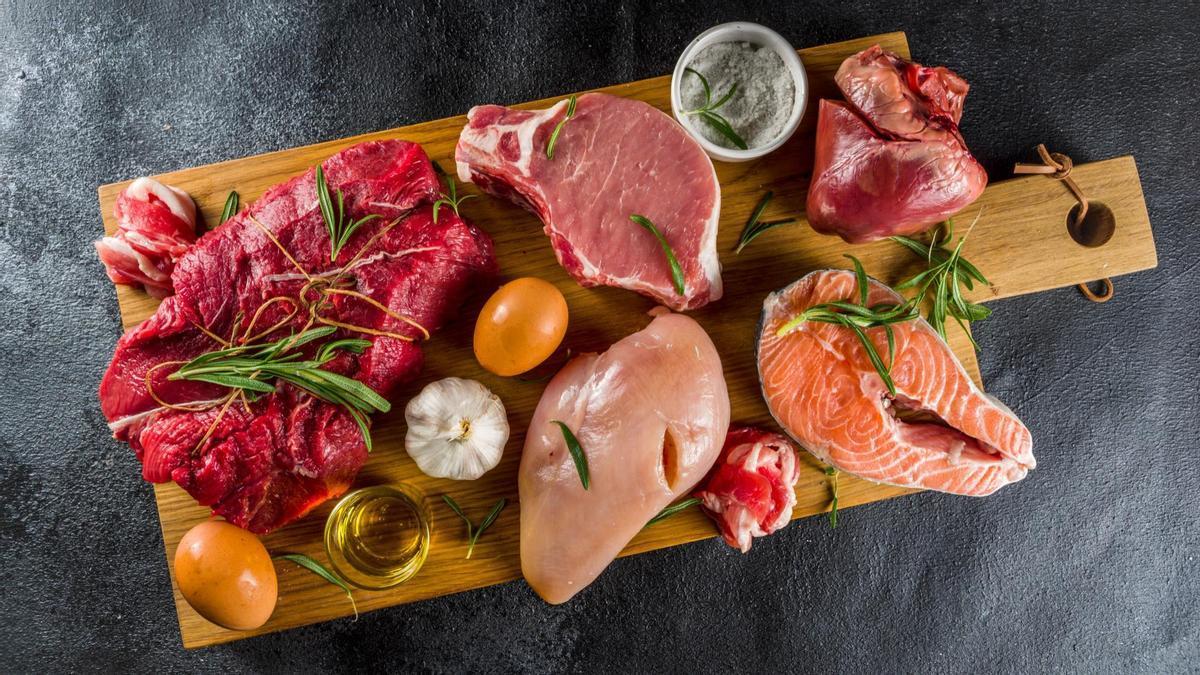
520 312 730 603
757 270 1034 495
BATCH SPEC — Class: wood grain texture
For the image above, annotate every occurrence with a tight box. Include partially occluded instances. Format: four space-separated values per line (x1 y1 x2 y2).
96 31 1156 648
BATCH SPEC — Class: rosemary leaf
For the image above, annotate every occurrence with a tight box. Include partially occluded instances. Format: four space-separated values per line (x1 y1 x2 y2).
545 94 578 159
685 67 711 102
167 327 389 451
442 494 472 529
442 495 506 559
629 214 686 296
468 498 507 558
647 497 702 526
774 259 919 396
890 214 992 348
697 111 748 150
432 176 476 223
734 191 797 253
824 467 839 529
273 553 358 620
847 254 870 306
219 190 239 226
315 164 381 262
682 68 748 150
550 420 589 490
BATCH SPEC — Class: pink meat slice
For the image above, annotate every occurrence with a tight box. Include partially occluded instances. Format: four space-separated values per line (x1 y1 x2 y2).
95 177 199 297
806 46 988 243
695 427 799 553
455 92 722 311
520 312 730 603
757 270 1034 496
99 140 496 533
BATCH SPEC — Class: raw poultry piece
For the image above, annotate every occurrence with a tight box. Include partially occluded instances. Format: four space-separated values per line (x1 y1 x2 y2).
696 427 799 552
520 311 730 603
757 269 1033 495
806 46 988 243
99 140 496 533
95 177 199 297
456 93 722 311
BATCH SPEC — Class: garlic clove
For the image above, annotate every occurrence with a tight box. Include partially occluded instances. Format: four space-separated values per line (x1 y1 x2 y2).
404 377 509 481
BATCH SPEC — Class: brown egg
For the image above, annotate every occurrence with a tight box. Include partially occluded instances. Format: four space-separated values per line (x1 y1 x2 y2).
474 277 569 376
174 520 278 631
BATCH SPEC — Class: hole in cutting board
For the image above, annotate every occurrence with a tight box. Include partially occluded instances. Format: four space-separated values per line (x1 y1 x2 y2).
1067 201 1116 248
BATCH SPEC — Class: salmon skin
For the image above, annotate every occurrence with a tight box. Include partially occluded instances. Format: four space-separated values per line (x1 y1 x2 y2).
757 269 1034 496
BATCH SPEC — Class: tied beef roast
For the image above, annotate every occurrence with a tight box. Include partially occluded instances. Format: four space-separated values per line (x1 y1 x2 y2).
806 46 988 243
100 140 496 533
455 93 722 311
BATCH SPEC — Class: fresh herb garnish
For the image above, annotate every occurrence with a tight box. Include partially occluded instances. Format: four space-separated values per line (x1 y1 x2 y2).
734 191 796 253
316 165 381 262
273 553 358 620
824 467 840 529
432 175 476 224
775 255 919 396
629 214 686 296
891 215 991 350
441 495 507 559
550 420 589 489
168 326 390 451
545 95 578 159
646 497 702 526
682 67 748 150
219 190 239 226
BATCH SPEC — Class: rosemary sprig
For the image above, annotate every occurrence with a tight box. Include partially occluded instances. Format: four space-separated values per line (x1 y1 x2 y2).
734 191 796 253
168 326 390 451
273 553 358 620
682 67 748 150
891 215 991 350
824 467 840 529
316 165 381 262
775 255 919 396
646 497 702 526
550 420 589 489
629 214 686 296
432 175 476 224
545 95 578 159
441 495 507 559
219 190 239 226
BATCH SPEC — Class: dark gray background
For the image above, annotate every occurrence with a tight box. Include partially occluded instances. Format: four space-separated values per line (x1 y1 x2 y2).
1 1 1196 672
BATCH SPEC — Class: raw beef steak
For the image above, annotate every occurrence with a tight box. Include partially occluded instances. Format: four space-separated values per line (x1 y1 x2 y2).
100 140 496 533
455 93 722 311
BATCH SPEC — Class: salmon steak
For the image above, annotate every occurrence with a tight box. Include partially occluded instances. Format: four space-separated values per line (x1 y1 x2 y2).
520 311 730 603
757 270 1034 496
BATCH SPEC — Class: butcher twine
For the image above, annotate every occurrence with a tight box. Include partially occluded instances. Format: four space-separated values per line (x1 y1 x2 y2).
1013 145 1113 303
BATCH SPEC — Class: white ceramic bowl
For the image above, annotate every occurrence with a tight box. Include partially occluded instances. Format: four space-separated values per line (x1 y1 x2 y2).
671 22 808 163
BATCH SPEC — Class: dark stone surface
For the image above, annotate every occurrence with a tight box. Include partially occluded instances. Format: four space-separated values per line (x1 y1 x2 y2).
1 1 1196 671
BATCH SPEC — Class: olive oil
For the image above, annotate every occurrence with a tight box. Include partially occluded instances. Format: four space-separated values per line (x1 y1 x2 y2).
324 484 430 590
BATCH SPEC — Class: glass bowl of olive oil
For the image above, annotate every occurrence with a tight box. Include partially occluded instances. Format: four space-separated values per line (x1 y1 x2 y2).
324 484 431 590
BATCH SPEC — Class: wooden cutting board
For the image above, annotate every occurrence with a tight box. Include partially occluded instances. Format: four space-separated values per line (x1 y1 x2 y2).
96 31 1156 647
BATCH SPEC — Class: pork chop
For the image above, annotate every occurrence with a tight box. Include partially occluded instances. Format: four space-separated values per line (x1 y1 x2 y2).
455 92 722 311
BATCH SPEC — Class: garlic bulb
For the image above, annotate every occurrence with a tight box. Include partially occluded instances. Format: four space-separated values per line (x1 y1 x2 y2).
404 377 509 480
